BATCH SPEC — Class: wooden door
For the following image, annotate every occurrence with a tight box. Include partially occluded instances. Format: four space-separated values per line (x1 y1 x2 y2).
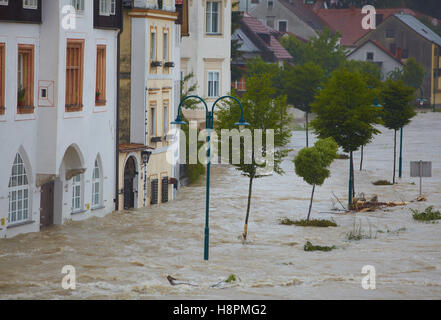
40 181 54 228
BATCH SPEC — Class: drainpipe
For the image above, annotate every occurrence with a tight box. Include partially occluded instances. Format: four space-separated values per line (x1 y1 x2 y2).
115 7 123 211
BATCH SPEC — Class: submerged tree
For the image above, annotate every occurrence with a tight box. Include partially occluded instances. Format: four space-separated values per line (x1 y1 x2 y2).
294 138 338 220
216 73 292 240
380 79 416 184
311 69 382 207
284 62 325 147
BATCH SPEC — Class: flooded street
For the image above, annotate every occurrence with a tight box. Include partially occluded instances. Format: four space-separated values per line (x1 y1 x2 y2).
1 112 441 300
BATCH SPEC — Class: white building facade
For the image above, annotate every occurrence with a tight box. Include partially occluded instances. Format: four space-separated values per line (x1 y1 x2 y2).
0 0 121 238
180 0 232 125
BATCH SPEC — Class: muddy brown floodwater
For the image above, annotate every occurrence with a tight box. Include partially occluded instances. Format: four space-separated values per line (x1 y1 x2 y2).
1 112 441 299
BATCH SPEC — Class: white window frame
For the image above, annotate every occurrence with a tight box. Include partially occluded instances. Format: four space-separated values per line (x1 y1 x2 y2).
267 0 274 9
163 103 168 136
8 154 30 225
207 71 220 98
99 0 116 16
150 107 156 137
72 174 82 213
278 20 288 32
71 0 85 14
23 0 37 9
0 0 8 6
91 159 101 209
163 32 169 62
206 1 220 34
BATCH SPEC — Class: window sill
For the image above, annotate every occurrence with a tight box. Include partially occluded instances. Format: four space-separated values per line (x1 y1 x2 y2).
65 105 84 112
71 209 87 215
206 33 223 36
7 220 35 229
17 105 35 114
91 205 105 211
95 100 106 106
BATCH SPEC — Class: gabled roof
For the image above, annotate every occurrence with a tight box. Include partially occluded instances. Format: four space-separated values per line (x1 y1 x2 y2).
240 13 293 61
279 0 333 33
315 7 418 46
394 14 441 47
347 39 404 65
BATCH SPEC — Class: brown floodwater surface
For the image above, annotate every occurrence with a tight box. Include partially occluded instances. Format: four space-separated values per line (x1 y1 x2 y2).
1 113 441 299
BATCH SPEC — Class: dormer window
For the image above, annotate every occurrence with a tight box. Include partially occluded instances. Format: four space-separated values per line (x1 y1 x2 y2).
23 0 37 9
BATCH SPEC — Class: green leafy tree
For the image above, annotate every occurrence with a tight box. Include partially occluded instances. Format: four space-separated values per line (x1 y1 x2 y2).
380 79 416 184
310 69 382 206
387 58 425 90
279 35 308 66
246 57 284 97
231 8 245 82
216 73 292 240
294 138 338 220
283 62 325 147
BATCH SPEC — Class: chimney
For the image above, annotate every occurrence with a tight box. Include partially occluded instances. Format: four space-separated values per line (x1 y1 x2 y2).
396 47 402 60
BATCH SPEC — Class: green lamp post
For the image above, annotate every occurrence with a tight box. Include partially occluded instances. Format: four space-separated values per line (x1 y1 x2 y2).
172 95 249 261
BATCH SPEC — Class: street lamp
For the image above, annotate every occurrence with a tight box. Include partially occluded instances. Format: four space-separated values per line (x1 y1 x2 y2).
172 95 249 261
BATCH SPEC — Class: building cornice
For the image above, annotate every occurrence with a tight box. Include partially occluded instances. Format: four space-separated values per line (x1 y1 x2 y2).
128 9 179 21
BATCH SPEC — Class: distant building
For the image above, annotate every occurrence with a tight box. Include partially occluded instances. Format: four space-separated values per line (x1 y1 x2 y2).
180 0 232 128
237 0 331 41
347 40 403 80
232 13 292 92
0 0 121 237
355 14 441 106
118 0 181 210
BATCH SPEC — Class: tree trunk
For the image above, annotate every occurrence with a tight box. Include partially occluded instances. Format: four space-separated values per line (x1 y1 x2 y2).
393 129 397 184
242 175 254 240
360 146 364 171
307 184 316 221
305 112 309 147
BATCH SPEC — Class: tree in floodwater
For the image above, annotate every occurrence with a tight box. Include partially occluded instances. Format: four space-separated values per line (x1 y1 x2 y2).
379 79 416 184
310 69 382 207
294 138 338 220
216 74 292 240
283 62 325 147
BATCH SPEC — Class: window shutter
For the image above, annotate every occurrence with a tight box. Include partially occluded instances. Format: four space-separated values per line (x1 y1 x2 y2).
161 176 169 203
66 39 84 111
150 179 158 205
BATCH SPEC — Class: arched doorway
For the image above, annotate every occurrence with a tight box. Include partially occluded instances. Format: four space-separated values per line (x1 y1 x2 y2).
123 156 138 209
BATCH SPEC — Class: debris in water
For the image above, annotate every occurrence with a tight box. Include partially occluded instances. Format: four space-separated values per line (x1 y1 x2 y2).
166 275 198 286
351 194 407 212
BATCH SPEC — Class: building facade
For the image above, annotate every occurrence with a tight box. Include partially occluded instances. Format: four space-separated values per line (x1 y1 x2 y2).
0 0 121 238
356 14 441 106
180 0 232 127
118 0 181 210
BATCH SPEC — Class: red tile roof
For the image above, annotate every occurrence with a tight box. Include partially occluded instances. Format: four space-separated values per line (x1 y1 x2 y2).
316 7 418 46
241 13 293 61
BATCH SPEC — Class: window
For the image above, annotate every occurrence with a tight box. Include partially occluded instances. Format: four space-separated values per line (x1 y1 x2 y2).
390 43 397 56
72 174 82 212
150 107 156 137
268 0 274 9
251 0 259 3
0 43 4 114
99 0 116 16
23 0 37 9
278 20 287 32
386 28 395 38
17 44 35 113
8 154 30 224
96 45 106 106
163 32 169 62
266 17 274 28
206 1 220 34
366 52 374 61
71 0 84 13
207 71 220 97
163 102 168 136
150 32 156 61
65 39 84 111
402 49 409 59
91 159 101 208
161 176 169 203
0 0 8 6
150 179 158 205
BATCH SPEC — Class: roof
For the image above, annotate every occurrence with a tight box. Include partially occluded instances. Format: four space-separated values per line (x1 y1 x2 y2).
240 13 293 61
394 14 441 47
279 0 333 33
119 144 151 152
315 7 418 46
347 39 404 65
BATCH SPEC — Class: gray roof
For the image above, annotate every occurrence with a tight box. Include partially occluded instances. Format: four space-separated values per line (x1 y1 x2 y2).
232 29 261 53
395 14 441 47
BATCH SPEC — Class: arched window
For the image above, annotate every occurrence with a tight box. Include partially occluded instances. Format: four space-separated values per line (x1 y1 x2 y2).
72 174 82 212
91 159 101 208
8 154 29 224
